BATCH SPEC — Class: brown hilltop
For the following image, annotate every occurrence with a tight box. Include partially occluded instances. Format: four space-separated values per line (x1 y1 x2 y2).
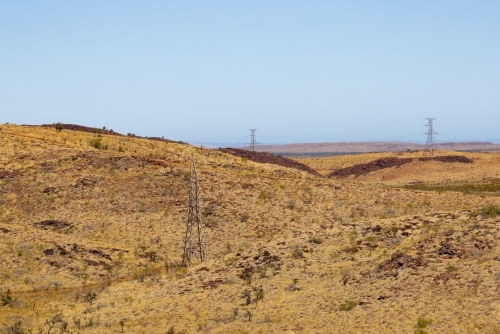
219 147 324 177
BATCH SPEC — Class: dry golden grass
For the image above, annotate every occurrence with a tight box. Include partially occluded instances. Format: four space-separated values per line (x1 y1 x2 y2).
1 124 500 333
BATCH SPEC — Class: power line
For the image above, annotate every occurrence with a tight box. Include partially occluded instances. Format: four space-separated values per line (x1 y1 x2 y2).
424 118 438 156
182 155 208 267
249 129 257 151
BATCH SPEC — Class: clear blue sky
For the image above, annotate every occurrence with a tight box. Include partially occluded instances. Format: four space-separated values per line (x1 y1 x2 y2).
1 1 499 144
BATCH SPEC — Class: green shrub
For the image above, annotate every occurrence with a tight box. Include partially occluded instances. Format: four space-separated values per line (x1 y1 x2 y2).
89 138 108 150
252 286 264 305
259 191 267 200
54 122 63 131
139 202 146 212
339 300 357 311
1 289 13 307
480 205 500 218
414 317 432 334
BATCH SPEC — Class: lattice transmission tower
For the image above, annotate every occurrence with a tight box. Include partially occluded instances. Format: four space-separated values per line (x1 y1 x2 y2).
249 129 257 151
182 155 208 267
424 118 438 156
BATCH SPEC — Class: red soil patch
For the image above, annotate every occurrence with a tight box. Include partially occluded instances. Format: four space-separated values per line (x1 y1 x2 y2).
219 148 323 177
34 220 72 230
329 155 473 178
0 170 19 179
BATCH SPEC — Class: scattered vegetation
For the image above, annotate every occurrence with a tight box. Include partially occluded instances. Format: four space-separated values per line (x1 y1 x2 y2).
414 317 432 334
84 291 97 305
339 300 357 311
240 286 264 306
89 137 108 150
1 289 13 307
404 181 500 195
309 235 324 244
479 205 500 218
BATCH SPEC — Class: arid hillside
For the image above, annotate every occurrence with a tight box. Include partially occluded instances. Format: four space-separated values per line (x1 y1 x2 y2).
1 124 500 333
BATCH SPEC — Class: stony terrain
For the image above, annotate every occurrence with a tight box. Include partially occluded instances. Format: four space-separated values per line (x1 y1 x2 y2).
1 124 500 333
219 148 323 177
329 155 473 178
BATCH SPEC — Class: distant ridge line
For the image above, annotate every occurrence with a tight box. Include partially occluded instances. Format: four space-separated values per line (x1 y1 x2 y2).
247 141 500 154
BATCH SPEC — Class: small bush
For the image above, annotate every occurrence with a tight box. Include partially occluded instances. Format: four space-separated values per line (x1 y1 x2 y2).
139 202 146 212
291 245 305 259
1 289 13 307
89 138 108 150
253 286 264 305
480 205 500 218
414 317 432 334
202 206 215 217
84 291 97 305
259 191 267 200
54 122 63 131
310 236 324 244
119 319 126 333
241 289 252 305
339 300 357 311
4 320 25 334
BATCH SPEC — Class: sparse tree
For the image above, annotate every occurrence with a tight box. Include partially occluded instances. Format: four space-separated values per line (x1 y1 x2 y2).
245 309 253 322
119 319 126 333
241 289 252 305
232 307 239 319
45 313 65 334
84 291 97 305
253 286 264 306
